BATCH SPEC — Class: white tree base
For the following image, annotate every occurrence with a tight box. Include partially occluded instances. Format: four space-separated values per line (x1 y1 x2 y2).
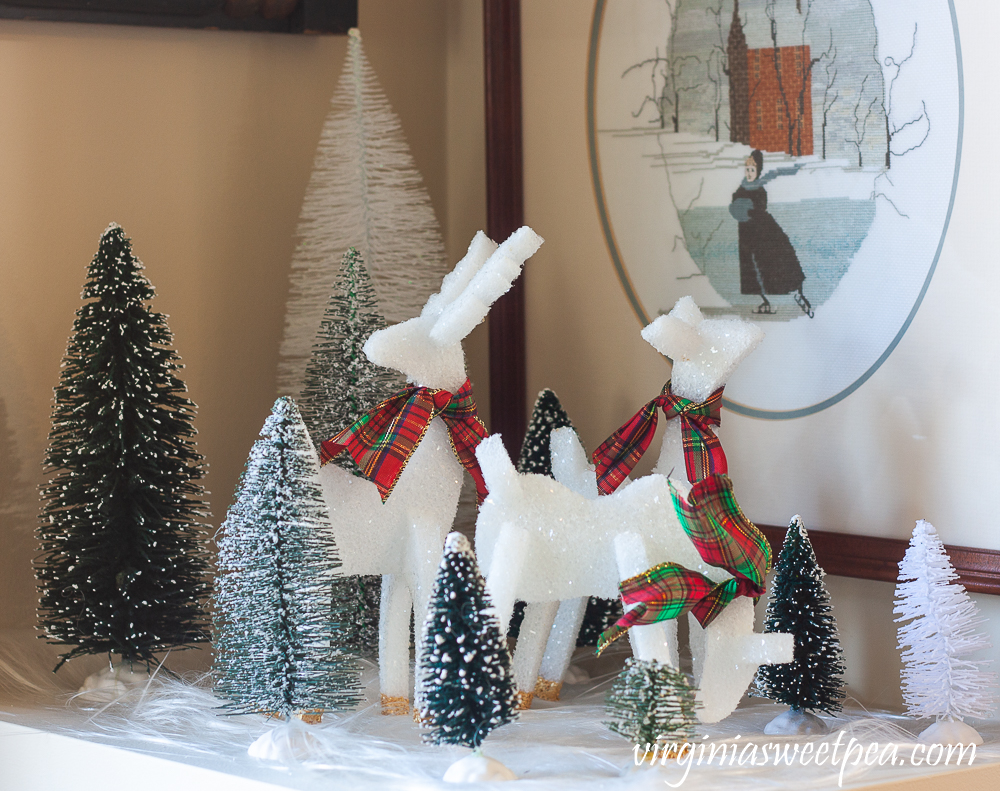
918 719 984 746
443 752 517 782
763 708 830 736
77 663 152 701
248 722 325 763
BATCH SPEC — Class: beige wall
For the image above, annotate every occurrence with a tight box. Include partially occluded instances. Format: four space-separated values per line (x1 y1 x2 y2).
0 1 486 674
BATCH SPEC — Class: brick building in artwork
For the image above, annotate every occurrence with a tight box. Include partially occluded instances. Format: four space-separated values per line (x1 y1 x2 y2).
747 46 814 156
727 2 815 157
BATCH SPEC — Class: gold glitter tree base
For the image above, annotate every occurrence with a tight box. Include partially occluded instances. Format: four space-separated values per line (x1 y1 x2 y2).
533 677 562 701
515 690 534 710
259 709 324 723
381 694 410 715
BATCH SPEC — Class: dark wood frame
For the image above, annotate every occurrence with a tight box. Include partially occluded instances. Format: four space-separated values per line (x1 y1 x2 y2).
482 0 1000 596
483 0 526 462
0 1 356 34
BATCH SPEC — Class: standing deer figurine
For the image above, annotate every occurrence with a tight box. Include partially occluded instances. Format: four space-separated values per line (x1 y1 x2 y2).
476 297 792 722
318 227 544 714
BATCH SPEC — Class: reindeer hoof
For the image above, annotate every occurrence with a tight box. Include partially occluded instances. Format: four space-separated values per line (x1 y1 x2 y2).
533 677 562 702
380 694 410 715
515 690 534 710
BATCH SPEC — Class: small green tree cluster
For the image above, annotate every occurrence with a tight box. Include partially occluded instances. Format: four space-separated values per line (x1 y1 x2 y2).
754 515 846 714
36 224 211 671
605 658 699 746
416 532 518 748
213 397 361 716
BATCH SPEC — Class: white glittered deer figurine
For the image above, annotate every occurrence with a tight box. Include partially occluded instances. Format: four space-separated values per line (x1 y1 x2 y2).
475 296 792 722
317 227 544 715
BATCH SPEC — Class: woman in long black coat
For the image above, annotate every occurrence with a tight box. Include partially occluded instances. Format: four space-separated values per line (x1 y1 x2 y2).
729 150 812 317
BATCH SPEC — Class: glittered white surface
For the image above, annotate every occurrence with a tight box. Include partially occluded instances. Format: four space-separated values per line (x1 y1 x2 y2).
1 649 997 791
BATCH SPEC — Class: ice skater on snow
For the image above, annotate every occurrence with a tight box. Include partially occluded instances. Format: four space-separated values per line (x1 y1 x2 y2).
729 150 814 318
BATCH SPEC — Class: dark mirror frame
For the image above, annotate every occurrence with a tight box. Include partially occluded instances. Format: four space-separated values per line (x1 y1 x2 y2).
0 1 356 34
482 0 1000 595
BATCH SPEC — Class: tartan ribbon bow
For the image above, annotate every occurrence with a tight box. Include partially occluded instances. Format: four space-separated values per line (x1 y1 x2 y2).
319 378 488 504
596 474 771 654
591 381 726 495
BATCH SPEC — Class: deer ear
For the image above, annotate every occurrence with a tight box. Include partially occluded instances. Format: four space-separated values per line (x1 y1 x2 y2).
642 314 704 361
670 295 704 326
429 226 543 346
421 231 498 319
550 427 599 499
475 434 522 501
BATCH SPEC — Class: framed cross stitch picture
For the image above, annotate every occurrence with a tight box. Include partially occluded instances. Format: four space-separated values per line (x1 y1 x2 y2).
587 0 960 419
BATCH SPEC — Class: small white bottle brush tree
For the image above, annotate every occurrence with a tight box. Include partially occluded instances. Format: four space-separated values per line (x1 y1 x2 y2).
894 520 996 745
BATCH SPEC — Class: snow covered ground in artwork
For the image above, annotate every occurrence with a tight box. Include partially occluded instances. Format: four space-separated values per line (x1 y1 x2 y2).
2 647 999 791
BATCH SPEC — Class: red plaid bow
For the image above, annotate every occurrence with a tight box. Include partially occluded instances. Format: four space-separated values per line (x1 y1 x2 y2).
319 378 488 504
591 381 726 495
596 474 770 653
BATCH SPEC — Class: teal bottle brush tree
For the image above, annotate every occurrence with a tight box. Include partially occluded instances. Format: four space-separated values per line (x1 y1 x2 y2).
213 396 361 731
753 515 846 735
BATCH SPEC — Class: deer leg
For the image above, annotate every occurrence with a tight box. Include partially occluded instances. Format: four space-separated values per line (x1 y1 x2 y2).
484 522 529 634
614 532 678 667
535 596 588 701
691 596 793 723
510 600 560 709
378 573 413 715
408 521 448 639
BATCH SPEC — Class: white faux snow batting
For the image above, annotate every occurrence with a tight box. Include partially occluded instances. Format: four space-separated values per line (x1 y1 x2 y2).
317 228 542 711
895 520 996 744
3 668 998 791
278 27 450 397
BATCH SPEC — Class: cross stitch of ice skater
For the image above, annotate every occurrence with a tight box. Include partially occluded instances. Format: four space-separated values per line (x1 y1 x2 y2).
729 150 813 318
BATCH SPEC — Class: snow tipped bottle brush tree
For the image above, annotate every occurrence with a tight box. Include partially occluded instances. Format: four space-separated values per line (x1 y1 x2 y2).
213 397 361 724
754 515 845 735
35 223 211 682
298 246 398 656
894 519 996 745
416 532 518 780
604 658 699 750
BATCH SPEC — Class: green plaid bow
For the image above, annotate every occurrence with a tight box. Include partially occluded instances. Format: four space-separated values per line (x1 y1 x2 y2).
596 474 771 654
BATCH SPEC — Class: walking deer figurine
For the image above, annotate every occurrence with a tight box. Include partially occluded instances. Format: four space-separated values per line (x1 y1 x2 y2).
317 227 544 714
475 296 792 722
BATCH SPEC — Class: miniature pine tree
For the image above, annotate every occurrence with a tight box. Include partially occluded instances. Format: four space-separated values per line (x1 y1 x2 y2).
516 389 574 475
278 27 448 396
604 658 699 747
36 223 211 671
416 532 518 748
298 246 399 455
894 520 996 723
214 397 361 716
754 515 846 714
577 597 624 648
298 247 398 655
